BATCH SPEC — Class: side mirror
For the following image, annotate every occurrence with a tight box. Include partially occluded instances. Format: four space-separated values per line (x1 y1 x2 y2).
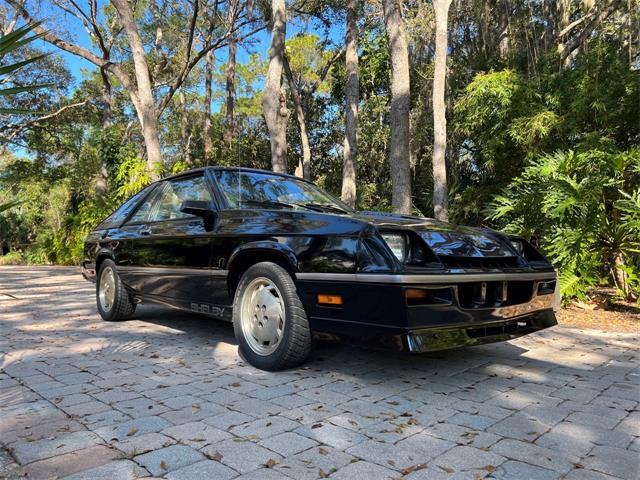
180 200 216 232
180 200 215 218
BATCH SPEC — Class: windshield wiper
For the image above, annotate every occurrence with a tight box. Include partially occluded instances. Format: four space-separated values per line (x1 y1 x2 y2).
240 200 311 211
240 199 347 214
303 203 349 214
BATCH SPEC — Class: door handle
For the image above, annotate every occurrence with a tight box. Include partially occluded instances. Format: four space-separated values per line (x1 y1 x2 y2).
140 227 152 236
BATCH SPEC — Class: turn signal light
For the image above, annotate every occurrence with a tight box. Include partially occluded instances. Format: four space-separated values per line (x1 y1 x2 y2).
317 294 343 305
405 288 428 300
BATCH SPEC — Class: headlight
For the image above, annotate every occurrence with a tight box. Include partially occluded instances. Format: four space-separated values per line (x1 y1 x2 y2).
381 233 407 261
510 239 524 255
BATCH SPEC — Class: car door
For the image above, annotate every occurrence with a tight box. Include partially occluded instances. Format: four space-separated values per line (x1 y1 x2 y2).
119 174 217 304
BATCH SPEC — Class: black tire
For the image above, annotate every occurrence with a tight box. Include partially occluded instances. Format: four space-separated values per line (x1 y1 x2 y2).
233 262 311 371
96 259 136 321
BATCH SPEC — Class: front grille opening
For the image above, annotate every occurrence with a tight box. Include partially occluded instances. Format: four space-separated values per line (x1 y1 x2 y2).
537 280 556 295
439 256 521 270
467 318 533 338
405 287 453 306
457 281 534 308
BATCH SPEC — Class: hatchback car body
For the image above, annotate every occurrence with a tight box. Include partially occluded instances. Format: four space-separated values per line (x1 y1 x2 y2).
82 167 559 370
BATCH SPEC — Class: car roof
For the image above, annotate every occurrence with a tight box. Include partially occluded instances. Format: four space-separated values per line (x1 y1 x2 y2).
159 166 313 184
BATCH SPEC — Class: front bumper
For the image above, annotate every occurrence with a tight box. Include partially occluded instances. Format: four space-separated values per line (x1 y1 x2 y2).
298 270 558 352
403 310 556 353
81 261 97 282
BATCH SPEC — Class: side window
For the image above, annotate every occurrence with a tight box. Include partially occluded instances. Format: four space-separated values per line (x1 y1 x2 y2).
96 184 155 229
127 184 163 224
148 175 212 222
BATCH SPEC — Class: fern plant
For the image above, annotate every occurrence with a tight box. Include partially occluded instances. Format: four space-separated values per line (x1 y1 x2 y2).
485 148 640 303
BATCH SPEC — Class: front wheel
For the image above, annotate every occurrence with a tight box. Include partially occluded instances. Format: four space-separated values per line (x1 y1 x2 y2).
96 259 136 321
233 262 311 371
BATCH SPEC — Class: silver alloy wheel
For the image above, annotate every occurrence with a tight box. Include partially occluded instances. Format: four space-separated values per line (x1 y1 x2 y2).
239 277 286 355
99 266 116 312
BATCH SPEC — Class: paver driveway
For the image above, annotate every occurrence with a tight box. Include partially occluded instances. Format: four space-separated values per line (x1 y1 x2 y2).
0 266 638 480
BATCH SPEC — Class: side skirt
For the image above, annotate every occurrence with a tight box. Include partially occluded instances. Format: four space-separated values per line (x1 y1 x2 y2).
131 291 233 322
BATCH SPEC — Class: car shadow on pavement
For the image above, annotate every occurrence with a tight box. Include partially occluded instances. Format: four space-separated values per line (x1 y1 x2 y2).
130 304 537 369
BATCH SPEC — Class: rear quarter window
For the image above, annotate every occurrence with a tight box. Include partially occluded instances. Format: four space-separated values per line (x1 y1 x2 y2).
95 184 157 230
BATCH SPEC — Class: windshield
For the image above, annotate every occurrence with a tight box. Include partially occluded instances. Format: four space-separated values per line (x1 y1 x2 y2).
214 170 353 213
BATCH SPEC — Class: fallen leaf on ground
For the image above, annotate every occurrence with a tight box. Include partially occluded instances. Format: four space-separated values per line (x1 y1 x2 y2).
400 463 427 475
207 451 223 461
126 425 137 436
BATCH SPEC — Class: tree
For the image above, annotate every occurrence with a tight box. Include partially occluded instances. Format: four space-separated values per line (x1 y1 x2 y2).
4 0 244 178
225 0 240 145
284 34 344 180
263 0 288 173
341 0 359 208
382 0 411 214
202 0 219 163
284 55 311 179
0 20 74 144
110 0 163 178
431 0 451 221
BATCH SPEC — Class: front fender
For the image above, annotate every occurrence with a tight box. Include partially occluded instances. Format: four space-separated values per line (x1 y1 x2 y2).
227 240 299 272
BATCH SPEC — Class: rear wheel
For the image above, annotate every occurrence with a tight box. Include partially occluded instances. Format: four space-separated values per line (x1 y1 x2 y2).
233 262 311 371
96 259 136 321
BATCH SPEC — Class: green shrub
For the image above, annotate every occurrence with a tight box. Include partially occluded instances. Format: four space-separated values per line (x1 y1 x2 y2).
0 251 23 265
485 147 640 303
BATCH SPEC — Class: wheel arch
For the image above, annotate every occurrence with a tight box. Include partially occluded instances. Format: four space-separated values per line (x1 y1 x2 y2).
227 241 298 298
95 249 116 274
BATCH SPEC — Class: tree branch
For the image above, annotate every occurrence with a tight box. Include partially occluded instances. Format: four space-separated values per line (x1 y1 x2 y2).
156 17 263 116
1 100 88 139
558 11 595 38
560 0 620 62
3 0 139 107
305 45 345 96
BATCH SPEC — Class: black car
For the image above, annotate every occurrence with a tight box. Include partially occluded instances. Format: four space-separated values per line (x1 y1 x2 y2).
82 167 559 370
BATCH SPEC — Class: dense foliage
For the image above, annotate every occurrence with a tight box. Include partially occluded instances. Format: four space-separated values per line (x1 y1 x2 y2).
0 0 638 303
486 148 640 301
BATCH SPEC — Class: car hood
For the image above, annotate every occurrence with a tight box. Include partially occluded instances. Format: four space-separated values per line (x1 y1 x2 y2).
353 211 515 258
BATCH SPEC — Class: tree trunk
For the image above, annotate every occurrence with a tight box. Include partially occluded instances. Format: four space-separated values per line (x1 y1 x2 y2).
263 0 288 173
382 0 411 214
431 0 451 221
341 0 359 208
111 0 163 179
225 0 239 145
225 33 237 145
284 57 311 180
203 49 214 163
179 90 192 166
96 67 112 198
613 252 632 300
